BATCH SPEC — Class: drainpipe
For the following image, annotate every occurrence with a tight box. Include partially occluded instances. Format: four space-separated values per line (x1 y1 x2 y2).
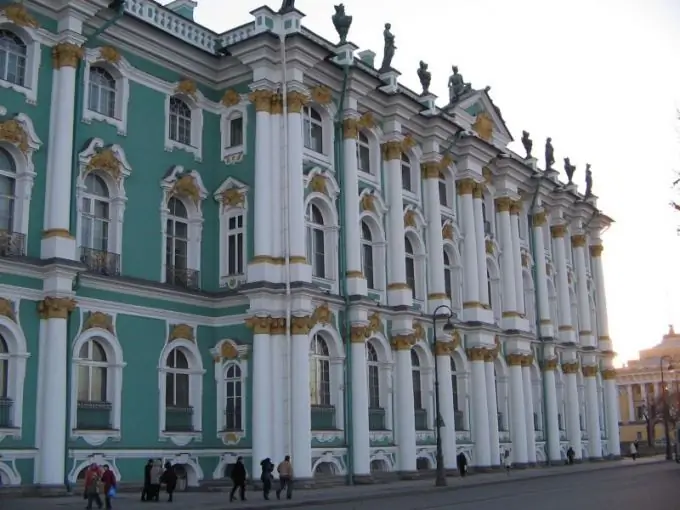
64 0 126 490
333 65 352 485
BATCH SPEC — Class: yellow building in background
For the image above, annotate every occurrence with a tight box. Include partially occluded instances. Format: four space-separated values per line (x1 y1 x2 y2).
617 326 680 445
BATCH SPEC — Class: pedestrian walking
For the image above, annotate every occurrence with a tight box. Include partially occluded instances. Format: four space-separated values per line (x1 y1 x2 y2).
230 456 247 502
503 450 512 475
276 455 294 500
161 462 178 502
456 452 468 478
141 459 153 501
260 458 274 500
84 463 103 510
630 441 637 461
101 465 116 510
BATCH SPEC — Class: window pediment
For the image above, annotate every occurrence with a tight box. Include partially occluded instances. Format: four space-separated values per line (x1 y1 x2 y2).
0 111 41 170
161 166 207 208
79 138 131 183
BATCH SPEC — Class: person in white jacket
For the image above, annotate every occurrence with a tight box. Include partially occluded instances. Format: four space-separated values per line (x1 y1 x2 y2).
629 442 637 460
503 450 512 474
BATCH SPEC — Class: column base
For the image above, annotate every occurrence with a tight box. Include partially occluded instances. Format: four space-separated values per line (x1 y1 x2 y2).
462 304 490 323
558 329 576 343
578 333 596 348
539 324 555 338
247 258 282 283
427 296 451 315
588 456 603 461
346 275 367 296
387 286 412 307
41 233 76 261
501 315 528 331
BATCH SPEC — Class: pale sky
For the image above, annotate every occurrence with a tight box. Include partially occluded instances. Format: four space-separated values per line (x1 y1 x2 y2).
162 0 680 365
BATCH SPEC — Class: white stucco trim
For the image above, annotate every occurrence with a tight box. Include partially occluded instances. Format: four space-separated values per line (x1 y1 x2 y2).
0 309 28 441
0 22 41 104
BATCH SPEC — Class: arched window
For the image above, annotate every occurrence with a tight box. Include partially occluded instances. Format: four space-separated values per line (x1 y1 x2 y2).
438 172 448 207
361 221 374 289
405 236 416 299
303 106 323 153
366 343 380 408
165 197 189 285
165 348 193 432
75 339 111 430
80 174 110 253
0 335 8 399
306 203 326 278
227 113 243 148
87 66 116 118
401 154 412 191
0 147 16 232
169 96 192 146
444 250 453 299
357 131 371 173
224 364 243 431
310 335 331 406
0 30 27 86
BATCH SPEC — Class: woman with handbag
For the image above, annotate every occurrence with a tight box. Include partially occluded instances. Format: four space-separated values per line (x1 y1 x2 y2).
101 465 116 510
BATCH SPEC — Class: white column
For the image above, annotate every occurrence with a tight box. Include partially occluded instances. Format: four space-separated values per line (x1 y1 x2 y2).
394 337 416 471
603 369 621 456
383 142 411 307
249 322 272 468
532 211 553 338
507 354 528 465
36 298 74 485
484 353 501 466
42 43 80 260
551 225 574 343
583 366 602 458
542 359 562 462
290 320 312 478
270 97 283 267
286 92 311 283
510 202 525 316
627 384 634 422
422 162 448 311
350 330 370 476
436 343 457 470
270 323 286 465
522 360 537 464
457 180 480 315
563 362 582 459
469 348 491 467
495 199 518 317
572 234 593 347
341 119 367 296
590 244 611 348
472 185 489 307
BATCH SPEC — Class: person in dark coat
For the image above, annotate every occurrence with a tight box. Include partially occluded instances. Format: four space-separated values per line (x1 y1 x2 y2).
229 457 247 502
456 452 468 477
260 458 274 500
160 462 178 502
101 465 116 510
141 459 153 501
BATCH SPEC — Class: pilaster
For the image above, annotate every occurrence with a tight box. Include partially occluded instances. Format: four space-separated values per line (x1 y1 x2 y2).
496 197 521 330
510 201 526 322
435 338 457 469
472 183 489 308
582 362 602 459
550 223 574 343
506 353 528 465
457 179 483 322
532 210 554 338
590 243 612 352
521 355 537 464
391 331 416 472
541 356 562 462
467 346 491 467
561 360 582 458
290 314 312 478
572 234 594 347
601 367 621 456
483 349 501 466
421 159 448 312
349 322 370 477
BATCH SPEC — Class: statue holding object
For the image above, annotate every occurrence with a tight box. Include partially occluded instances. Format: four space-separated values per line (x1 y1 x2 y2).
379 23 396 72
545 137 555 171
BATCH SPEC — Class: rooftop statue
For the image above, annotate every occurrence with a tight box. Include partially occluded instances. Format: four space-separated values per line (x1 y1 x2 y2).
563 157 576 184
544 137 555 171
332 4 352 44
379 23 396 72
521 131 532 159
279 0 296 13
447 66 472 104
417 61 431 95
585 163 593 196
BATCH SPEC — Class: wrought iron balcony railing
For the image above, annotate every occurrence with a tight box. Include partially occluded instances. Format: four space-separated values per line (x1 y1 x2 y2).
80 247 121 276
368 407 386 431
311 405 336 430
223 406 243 432
165 406 194 432
76 400 112 430
165 266 200 290
0 397 13 428
0 231 25 257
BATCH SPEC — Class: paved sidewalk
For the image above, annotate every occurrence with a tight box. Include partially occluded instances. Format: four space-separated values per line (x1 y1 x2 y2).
1 455 665 510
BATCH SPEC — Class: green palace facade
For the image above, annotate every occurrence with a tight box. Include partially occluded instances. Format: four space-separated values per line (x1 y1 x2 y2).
0 0 620 490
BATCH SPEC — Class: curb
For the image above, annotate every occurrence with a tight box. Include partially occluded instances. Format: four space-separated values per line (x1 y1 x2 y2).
230 459 667 510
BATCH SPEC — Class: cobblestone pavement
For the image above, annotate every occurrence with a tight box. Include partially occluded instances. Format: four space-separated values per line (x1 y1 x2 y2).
1 455 666 510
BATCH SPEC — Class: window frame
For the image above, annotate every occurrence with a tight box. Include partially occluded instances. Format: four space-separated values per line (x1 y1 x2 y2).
0 24 41 104
164 90 204 161
81 49 130 135
212 341 249 444
221 99 248 163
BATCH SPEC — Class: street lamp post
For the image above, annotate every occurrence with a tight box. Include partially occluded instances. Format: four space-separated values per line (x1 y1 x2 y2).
660 355 674 460
432 304 456 487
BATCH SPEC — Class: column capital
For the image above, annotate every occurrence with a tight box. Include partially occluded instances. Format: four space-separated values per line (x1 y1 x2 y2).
582 365 598 377
505 353 523 366
456 178 475 196
434 340 457 356
571 234 587 248
249 89 274 113
483 349 497 362
561 361 580 374
287 91 309 113
542 357 558 371
381 140 402 161
601 368 617 380
270 317 287 335
420 160 440 179
245 315 272 334
37 297 76 319
350 325 369 343
532 210 547 226
550 224 567 238
472 182 484 199
494 197 512 212
589 244 604 257
52 42 83 69
271 93 283 114
289 315 312 335
509 200 522 216
343 117 359 139
520 354 535 367
466 347 487 362
391 334 415 350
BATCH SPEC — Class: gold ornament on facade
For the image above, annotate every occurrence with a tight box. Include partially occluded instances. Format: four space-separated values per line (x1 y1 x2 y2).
482 166 493 184
171 174 200 204
99 46 121 64
485 240 494 255
221 89 241 108
350 325 369 343
571 234 587 248
53 43 84 69
413 322 425 341
221 187 245 208
311 302 332 327
509 201 522 216
270 317 287 335
420 161 440 180
434 341 455 356
456 179 475 196
483 350 496 362
286 91 309 114
175 79 198 99
0 119 29 153
360 194 376 213
366 312 382 336
220 341 239 360
310 85 332 105
391 334 414 351
451 329 462 349
532 211 546 226
561 362 579 374
381 141 402 161
582 365 598 377
542 358 558 371
472 112 493 141
550 224 566 238
401 134 417 152
442 223 453 241
270 93 283 115
290 315 312 335
83 311 114 334
494 197 512 213
403 209 416 228
466 347 486 362
506 353 523 366
0 298 15 322
521 354 534 367
342 118 358 139
249 89 273 112
86 148 122 181
37 297 76 320
590 244 604 258
521 253 529 268
1 3 39 28
168 323 195 342
357 112 376 129
245 316 272 335
439 153 454 171
472 183 484 199
309 174 327 194
601 368 617 380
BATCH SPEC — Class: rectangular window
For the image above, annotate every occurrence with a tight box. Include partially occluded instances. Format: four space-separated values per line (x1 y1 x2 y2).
362 244 374 289
226 214 244 276
225 379 242 431
313 229 325 278
444 267 452 299
412 372 422 409
406 258 416 299
304 120 323 153
357 145 370 173
401 164 411 191
228 117 243 147
439 181 448 207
